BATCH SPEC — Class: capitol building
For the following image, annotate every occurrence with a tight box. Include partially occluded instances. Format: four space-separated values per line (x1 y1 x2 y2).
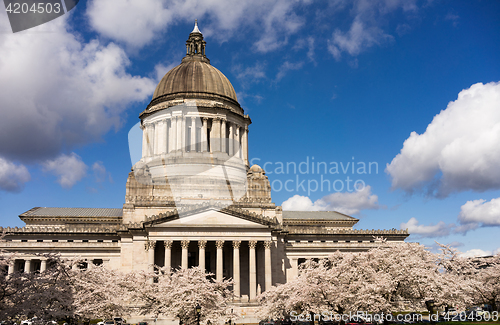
0 22 408 322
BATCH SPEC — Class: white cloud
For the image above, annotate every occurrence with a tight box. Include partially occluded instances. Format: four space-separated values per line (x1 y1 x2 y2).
0 157 30 192
0 10 155 163
294 37 316 63
401 196 500 237
232 62 267 84
459 248 494 258
282 185 382 215
86 0 424 61
456 197 500 233
400 217 454 238
86 0 306 51
328 18 391 60
386 82 500 197
275 61 304 82
327 0 417 60
87 0 173 49
92 161 108 183
42 153 88 189
282 195 317 211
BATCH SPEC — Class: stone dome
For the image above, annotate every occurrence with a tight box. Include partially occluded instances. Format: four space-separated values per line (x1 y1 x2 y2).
149 22 239 108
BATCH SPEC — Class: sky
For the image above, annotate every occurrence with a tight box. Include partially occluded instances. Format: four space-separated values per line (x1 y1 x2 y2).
0 0 499 257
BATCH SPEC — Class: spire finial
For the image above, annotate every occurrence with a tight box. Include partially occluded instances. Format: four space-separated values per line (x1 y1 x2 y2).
192 19 201 33
185 20 208 62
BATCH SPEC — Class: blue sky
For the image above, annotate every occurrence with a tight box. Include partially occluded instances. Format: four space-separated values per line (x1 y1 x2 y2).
0 0 499 256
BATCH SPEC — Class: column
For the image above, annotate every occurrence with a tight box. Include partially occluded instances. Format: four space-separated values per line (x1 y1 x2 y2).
249 240 257 301
181 116 186 152
154 121 160 155
235 126 241 158
157 120 167 155
141 124 148 159
242 126 249 165
40 259 47 272
164 240 173 271
221 119 227 154
233 241 241 299
198 240 207 271
171 117 177 152
8 260 14 275
290 257 299 280
181 240 190 269
228 123 234 156
145 241 155 284
148 123 155 156
190 117 196 152
145 240 156 276
176 115 182 151
201 118 208 152
210 118 221 152
264 241 273 291
216 240 224 281
165 119 170 153
24 259 31 273
143 123 153 158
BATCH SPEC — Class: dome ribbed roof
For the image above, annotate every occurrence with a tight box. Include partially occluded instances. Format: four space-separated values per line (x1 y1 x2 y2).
149 22 238 108
152 57 238 104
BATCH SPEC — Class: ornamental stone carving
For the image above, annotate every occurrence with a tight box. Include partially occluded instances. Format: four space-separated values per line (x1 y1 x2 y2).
198 240 207 249
181 240 190 249
248 240 257 249
215 240 225 249
164 240 173 249
232 240 241 249
145 240 156 251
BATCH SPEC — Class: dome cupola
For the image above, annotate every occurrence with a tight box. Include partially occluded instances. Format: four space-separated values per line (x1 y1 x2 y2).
149 20 239 109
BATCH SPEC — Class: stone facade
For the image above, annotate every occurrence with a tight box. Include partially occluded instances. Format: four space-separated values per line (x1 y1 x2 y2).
0 22 409 324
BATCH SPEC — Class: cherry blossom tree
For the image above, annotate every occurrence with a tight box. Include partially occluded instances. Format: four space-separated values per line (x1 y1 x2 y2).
259 241 470 320
439 245 500 311
473 255 500 311
129 267 234 324
70 264 133 320
0 253 74 322
258 250 386 320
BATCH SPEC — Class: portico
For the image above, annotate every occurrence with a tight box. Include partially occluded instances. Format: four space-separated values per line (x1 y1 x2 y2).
127 207 276 301
145 238 272 301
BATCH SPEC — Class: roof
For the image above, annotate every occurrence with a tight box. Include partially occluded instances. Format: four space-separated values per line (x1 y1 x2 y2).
282 211 358 221
20 207 123 218
152 58 238 104
191 20 201 33
141 202 280 229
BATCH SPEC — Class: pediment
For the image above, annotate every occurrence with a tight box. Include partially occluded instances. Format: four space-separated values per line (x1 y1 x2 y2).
149 208 269 228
